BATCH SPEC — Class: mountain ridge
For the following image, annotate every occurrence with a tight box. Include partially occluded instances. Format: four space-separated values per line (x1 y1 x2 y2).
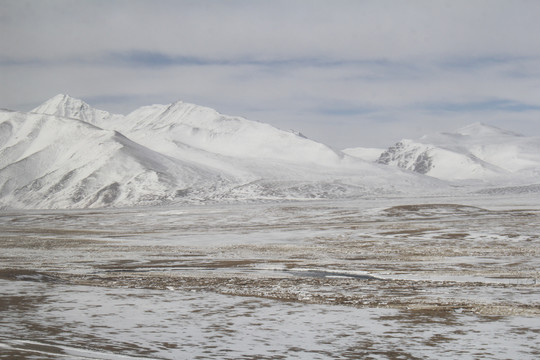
1 94 445 209
5 94 539 209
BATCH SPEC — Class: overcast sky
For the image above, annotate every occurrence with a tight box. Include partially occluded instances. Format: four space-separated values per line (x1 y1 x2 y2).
2 0 540 148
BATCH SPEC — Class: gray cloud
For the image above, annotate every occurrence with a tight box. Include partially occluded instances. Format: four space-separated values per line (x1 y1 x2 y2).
2 0 540 148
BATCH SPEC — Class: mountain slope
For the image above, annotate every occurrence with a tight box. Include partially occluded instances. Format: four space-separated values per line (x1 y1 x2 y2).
0 110 233 209
342 147 384 162
118 100 344 165
377 123 540 181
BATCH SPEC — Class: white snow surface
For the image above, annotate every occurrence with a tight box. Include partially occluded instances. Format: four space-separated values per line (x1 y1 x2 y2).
1 94 445 209
378 122 540 182
121 101 343 164
342 147 385 162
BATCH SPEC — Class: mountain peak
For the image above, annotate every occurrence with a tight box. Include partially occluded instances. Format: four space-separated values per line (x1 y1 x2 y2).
32 94 86 113
454 122 523 137
31 94 114 126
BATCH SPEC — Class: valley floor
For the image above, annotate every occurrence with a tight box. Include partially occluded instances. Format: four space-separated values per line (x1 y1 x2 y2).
1 193 539 359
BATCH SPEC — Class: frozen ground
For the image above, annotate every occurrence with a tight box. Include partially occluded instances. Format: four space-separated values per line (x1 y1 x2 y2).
1 193 539 359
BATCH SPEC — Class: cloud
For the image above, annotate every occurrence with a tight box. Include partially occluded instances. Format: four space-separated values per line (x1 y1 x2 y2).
2 0 540 148
425 99 540 113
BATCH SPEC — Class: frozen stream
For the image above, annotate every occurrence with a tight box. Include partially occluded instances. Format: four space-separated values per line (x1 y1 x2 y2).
1 193 539 358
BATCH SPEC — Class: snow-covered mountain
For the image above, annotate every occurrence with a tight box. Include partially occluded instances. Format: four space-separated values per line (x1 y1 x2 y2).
1 94 442 209
0 110 235 209
122 101 344 164
377 123 540 182
5 95 540 209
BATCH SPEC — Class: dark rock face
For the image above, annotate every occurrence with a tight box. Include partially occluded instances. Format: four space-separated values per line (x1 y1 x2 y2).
377 141 433 174
90 182 121 206
413 152 433 174
377 142 405 165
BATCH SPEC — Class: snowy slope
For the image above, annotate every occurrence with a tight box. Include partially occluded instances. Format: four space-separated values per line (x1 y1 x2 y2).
447 123 540 173
342 147 384 162
377 123 540 182
119 100 344 165
0 110 233 209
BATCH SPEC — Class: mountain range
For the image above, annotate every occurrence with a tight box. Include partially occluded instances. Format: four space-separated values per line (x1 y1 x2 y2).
1 94 538 209
0 95 434 209
376 123 540 183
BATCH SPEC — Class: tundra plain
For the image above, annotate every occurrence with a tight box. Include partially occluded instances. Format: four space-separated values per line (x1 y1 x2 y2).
1 193 539 359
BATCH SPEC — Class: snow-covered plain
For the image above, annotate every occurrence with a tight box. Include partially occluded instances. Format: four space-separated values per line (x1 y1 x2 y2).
1 193 539 359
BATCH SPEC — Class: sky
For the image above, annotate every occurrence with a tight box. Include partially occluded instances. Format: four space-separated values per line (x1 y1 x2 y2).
1 0 540 149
